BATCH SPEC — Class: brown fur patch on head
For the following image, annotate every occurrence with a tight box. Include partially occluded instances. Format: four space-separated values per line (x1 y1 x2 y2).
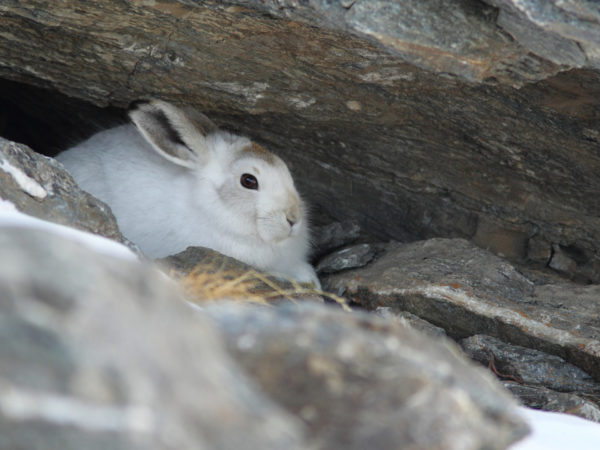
240 142 275 163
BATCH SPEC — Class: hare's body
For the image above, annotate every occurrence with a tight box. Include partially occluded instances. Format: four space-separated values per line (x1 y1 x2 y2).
57 101 319 286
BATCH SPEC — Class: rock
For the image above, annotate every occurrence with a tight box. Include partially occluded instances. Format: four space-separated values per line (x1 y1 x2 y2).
0 226 305 450
473 217 529 261
0 136 131 247
486 1 587 68
312 221 361 259
242 0 561 85
204 302 528 450
158 246 325 306
503 382 600 424
461 335 600 395
374 307 448 339
483 0 600 68
325 238 600 381
159 246 266 277
3 2 600 281
315 243 376 274
0 210 528 449
549 244 579 276
527 234 553 266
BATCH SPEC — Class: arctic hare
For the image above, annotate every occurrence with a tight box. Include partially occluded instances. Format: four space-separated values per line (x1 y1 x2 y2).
57 100 319 286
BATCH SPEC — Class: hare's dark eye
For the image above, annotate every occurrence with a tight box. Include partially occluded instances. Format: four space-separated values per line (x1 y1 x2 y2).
240 173 259 190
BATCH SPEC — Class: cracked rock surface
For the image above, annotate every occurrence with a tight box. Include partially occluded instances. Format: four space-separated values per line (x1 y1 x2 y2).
324 239 600 422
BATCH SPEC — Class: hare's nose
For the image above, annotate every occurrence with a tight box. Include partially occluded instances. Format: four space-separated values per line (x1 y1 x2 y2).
286 207 300 228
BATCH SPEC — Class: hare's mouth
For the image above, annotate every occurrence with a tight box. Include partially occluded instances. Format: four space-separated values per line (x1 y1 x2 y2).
257 215 294 243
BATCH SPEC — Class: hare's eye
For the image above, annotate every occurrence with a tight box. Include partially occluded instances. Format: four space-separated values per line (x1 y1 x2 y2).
240 173 259 190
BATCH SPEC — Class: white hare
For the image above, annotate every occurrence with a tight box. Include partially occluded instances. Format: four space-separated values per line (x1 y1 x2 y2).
57 100 319 286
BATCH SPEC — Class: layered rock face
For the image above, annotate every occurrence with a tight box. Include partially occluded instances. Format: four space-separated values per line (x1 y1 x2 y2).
2 1 600 448
1 0 600 282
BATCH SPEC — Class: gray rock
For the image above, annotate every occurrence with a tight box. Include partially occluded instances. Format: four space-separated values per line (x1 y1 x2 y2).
325 238 600 381
158 246 324 305
549 244 578 276
312 221 361 259
374 307 448 339
484 0 600 67
492 3 586 67
242 0 561 84
159 245 265 276
527 235 553 266
461 335 600 395
316 243 376 274
204 302 528 450
0 136 132 248
0 226 305 450
503 382 600 423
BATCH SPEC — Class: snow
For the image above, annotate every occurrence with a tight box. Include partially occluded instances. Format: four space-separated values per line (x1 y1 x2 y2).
0 159 47 199
511 406 600 450
0 198 137 261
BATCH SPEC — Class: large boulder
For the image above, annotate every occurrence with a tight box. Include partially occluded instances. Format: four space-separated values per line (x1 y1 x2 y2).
204 302 528 450
0 225 305 450
0 219 528 449
0 136 130 246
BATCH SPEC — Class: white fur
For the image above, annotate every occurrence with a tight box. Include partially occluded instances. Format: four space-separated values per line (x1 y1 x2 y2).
57 101 319 286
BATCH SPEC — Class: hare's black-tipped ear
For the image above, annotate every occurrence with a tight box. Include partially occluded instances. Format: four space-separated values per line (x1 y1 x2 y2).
128 100 217 168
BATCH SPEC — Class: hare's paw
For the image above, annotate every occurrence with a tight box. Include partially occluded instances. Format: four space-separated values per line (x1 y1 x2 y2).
293 262 321 289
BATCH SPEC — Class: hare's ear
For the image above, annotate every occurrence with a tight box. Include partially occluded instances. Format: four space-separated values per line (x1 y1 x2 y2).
128 100 218 168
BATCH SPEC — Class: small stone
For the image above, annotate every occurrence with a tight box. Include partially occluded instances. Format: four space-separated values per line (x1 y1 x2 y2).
316 243 376 274
503 382 600 423
549 244 577 275
460 334 600 395
345 100 361 111
312 221 361 259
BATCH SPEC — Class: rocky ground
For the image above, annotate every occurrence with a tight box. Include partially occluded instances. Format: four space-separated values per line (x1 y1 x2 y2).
0 134 598 449
322 237 600 422
2 1 600 448
0 136 532 449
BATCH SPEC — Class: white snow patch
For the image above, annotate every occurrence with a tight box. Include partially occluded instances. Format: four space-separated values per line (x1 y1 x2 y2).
0 198 137 261
0 159 47 199
511 407 600 450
